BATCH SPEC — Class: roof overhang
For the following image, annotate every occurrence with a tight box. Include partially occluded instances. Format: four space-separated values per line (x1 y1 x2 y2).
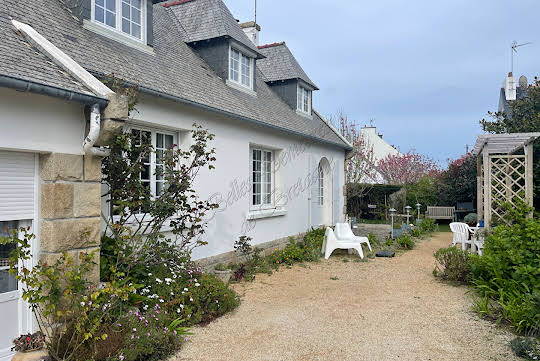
472 132 540 155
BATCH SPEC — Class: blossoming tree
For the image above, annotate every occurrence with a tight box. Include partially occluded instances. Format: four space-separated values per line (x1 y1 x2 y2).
378 150 439 185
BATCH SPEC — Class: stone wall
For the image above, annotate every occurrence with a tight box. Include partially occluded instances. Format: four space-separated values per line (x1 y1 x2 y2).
39 153 103 282
197 232 306 271
352 223 391 242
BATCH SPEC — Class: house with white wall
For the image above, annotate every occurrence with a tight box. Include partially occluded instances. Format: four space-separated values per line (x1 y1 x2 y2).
360 126 400 183
0 0 351 357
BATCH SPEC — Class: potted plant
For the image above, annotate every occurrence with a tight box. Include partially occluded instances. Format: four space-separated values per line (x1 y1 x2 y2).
213 263 232 283
11 332 48 361
464 213 478 227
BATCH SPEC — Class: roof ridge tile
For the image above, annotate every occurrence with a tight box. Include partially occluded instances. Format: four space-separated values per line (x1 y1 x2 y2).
258 42 285 49
162 0 196 8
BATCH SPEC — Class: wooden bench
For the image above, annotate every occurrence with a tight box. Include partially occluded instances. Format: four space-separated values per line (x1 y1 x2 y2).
426 206 456 221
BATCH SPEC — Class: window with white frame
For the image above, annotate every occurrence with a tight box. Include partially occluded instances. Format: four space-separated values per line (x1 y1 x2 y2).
251 148 273 207
93 0 145 41
297 84 311 114
318 164 324 206
229 47 254 89
131 128 176 198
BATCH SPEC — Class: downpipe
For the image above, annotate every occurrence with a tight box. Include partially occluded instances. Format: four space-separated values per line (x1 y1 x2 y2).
84 104 110 157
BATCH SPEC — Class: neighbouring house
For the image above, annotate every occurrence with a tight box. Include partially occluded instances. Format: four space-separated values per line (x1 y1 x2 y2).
360 125 401 183
0 0 351 357
498 72 529 115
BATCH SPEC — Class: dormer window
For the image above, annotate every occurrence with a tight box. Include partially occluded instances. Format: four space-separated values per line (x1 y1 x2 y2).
229 46 254 90
297 84 311 114
92 0 145 42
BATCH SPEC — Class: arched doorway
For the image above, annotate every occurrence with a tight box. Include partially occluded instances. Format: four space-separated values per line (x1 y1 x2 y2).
317 157 333 226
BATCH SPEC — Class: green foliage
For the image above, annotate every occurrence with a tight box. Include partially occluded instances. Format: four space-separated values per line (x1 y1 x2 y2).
268 238 305 266
395 234 415 250
116 308 190 361
435 154 477 207
433 247 472 284
418 218 437 233
234 235 253 257
347 183 403 219
405 176 439 212
367 232 381 247
0 228 135 361
410 227 422 238
480 77 540 208
464 213 478 225
510 337 540 360
470 203 540 335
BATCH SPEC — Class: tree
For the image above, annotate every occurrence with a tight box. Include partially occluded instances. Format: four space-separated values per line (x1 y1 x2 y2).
378 151 439 185
334 112 378 198
435 153 477 206
480 77 540 208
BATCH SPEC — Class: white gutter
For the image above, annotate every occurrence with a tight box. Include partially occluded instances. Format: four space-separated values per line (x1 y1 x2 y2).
12 19 114 157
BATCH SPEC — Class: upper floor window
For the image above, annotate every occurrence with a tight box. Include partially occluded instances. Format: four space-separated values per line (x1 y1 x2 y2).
93 0 144 41
251 148 273 208
229 47 254 90
297 85 311 114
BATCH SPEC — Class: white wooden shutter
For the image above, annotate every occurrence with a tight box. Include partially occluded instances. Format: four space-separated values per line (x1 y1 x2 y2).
0 151 35 221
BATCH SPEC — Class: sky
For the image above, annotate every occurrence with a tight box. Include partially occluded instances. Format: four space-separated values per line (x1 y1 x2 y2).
223 0 540 165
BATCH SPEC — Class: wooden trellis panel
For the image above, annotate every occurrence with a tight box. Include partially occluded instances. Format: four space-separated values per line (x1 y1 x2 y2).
489 155 526 225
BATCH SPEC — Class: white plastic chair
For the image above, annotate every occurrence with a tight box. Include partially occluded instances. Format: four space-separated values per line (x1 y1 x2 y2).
322 227 365 259
335 223 372 252
449 222 472 250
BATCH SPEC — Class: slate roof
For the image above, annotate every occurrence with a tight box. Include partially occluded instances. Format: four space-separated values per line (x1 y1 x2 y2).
165 0 263 57
257 42 318 90
0 0 348 149
0 3 94 96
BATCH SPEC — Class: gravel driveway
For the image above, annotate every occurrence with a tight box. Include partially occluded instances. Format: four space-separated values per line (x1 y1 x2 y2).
173 232 518 361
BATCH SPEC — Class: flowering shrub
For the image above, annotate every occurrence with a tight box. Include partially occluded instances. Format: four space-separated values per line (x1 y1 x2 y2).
117 306 190 361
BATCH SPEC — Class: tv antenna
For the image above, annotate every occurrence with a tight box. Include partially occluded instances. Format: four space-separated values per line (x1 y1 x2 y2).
511 41 532 74
254 0 257 25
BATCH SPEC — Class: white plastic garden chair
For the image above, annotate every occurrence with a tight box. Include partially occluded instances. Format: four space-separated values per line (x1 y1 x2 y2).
449 222 472 251
322 227 365 259
335 223 372 252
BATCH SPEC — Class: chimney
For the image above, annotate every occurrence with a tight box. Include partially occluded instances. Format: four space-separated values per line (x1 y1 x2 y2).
239 21 261 46
504 72 517 101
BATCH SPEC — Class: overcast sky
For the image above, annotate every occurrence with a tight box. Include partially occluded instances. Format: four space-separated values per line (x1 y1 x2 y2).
223 0 539 165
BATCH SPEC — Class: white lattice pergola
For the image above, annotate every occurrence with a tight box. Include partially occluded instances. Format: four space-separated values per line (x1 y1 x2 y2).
472 133 540 229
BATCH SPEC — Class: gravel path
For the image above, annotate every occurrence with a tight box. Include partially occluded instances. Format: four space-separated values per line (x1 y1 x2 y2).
173 233 518 361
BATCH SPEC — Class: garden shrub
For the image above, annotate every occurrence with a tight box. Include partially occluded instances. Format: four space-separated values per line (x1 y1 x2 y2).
510 337 540 360
418 218 437 233
268 238 305 266
470 202 540 335
410 227 422 238
464 213 478 225
433 247 471 284
395 234 415 250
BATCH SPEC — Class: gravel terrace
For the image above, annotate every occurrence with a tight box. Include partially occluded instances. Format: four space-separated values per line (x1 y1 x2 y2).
173 232 518 361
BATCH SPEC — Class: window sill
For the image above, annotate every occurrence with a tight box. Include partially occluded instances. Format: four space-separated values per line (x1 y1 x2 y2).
226 80 257 97
246 208 287 220
296 109 313 119
83 20 154 55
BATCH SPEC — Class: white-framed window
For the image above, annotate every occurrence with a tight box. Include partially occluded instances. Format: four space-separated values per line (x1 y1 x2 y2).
229 46 254 90
318 164 324 206
251 148 274 208
297 84 311 114
130 127 176 198
92 0 145 42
